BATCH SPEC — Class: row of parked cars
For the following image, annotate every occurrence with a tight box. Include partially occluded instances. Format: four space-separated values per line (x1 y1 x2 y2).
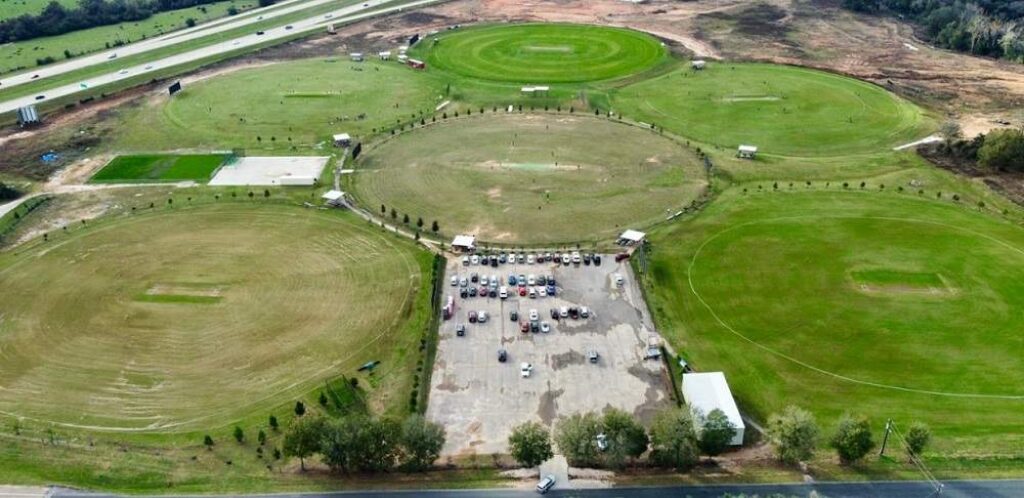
462 251 605 267
451 272 558 299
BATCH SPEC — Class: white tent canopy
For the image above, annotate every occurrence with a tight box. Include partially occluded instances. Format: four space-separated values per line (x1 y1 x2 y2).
682 372 745 446
321 190 344 202
451 235 476 251
619 229 646 244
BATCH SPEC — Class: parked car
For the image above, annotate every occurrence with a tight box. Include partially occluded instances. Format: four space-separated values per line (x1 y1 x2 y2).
459 277 468 287
498 349 507 362
540 321 550 333
471 255 480 265
530 321 539 333
537 275 547 286
519 287 527 297
478 311 489 323
546 284 556 296
544 252 553 262
529 309 539 321
572 252 582 264
520 362 533 378
615 274 624 287
583 253 592 265
469 287 478 297
538 287 547 297
589 350 599 363
510 310 518 322
479 286 488 296
536 474 555 494
490 256 499 268
508 274 517 285
528 287 537 299
561 254 571 265
518 274 527 285
559 306 569 318
480 275 488 286
569 307 579 319
593 255 602 266
489 288 497 298
450 276 458 286
462 256 470 266
615 253 629 262
547 276 556 286
471 272 479 283
468 311 478 323
580 306 590 318
460 289 468 298
527 254 535 264
520 322 530 333
527 275 536 286
550 308 559 319
499 286 508 299
499 253 508 264
517 253 526 264
456 324 466 336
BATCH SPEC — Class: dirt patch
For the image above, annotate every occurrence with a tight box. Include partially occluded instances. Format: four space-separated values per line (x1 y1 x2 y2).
550 350 585 370
537 388 562 424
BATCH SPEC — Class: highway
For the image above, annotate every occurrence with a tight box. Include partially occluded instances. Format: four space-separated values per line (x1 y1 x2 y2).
46 479 1024 498
0 0 443 115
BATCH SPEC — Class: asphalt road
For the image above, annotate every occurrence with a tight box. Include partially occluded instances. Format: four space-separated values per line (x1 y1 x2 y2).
0 0 444 115
47 480 1024 498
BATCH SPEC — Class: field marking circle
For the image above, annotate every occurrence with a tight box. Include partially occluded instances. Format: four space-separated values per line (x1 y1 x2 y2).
0 205 423 432
687 212 1024 400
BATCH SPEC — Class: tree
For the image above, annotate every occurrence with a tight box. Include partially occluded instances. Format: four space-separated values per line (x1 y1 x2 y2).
768 406 819 465
320 417 358 472
904 422 931 458
979 129 1024 171
233 426 244 443
508 422 553 467
416 217 424 229
355 417 402 472
381 204 386 215
264 189 270 198
698 408 737 457
938 120 963 142
258 429 267 446
319 392 328 406
555 412 602 467
399 414 445 471
203 434 214 449
431 220 439 233
830 414 873 465
282 416 326 471
269 414 279 431
403 213 410 224
601 408 649 468
649 407 699 470
390 208 398 220
294 401 306 416
185 17 196 27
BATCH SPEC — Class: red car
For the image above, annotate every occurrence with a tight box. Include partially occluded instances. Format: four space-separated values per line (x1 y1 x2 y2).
519 287 527 296
615 253 630 262
520 322 529 333
469 311 478 323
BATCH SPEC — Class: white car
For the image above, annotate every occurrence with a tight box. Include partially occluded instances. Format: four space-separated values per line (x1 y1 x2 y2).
559 306 569 318
572 252 582 264
540 321 550 333
561 254 571 264
528 287 537 299
527 275 536 286
538 287 547 297
580 306 590 318
529 309 539 321
459 277 468 287
527 254 535 264
450 276 458 286
144 64 153 70
471 255 480 265
118 69 128 75
517 253 526 264
499 286 508 299
462 256 470 266
477 311 488 323
520 362 533 378
615 274 624 287
480 275 489 286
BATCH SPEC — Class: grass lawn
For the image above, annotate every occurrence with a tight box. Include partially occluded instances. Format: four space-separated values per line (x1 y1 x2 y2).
0 0 256 74
90 153 227 183
111 58 442 152
348 113 708 244
0 0 77 20
611 62 933 157
644 189 1024 455
0 202 432 431
410 23 668 83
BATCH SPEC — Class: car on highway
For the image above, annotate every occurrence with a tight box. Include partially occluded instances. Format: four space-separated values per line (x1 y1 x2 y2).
144 64 153 70
34 95 45 100
256 30 265 35
324 13 333 18
285 25 293 30
118 69 128 75
520 362 533 378
107 53 117 59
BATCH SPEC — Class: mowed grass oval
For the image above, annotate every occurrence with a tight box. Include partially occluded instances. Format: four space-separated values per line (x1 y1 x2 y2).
0 204 426 431
413 23 667 83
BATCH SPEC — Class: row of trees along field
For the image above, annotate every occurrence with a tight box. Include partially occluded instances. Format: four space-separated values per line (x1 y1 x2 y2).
0 0 273 45
508 406 932 471
842 0 1024 62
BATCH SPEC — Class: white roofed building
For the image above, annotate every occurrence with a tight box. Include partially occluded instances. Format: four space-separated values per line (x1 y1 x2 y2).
737 145 758 159
682 372 745 446
618 229 646 246
451 235 476 252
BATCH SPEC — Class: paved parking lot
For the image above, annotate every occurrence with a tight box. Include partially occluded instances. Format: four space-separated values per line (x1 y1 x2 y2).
426 253 673 456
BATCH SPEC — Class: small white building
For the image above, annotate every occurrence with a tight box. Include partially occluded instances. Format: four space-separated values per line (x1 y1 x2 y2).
397 54 409 64
333 133 352 147
378 51 391 60
618 229 646 246
350 52 364 62
521 85 550 96
692 60 706 70
451 235 476 253
737 145 758 159
682 372 745 446
321 190 345 207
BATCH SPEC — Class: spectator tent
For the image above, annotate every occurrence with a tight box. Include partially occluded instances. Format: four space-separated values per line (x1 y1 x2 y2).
682 372 745 446
451 235 476 252
618 229 646 246
737 145 758 159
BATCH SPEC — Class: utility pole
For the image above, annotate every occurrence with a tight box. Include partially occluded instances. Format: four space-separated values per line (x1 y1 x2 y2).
879 418 893 456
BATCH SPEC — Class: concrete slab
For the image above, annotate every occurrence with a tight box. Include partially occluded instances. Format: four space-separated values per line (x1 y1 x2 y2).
427 253 672 456
208 156 328 186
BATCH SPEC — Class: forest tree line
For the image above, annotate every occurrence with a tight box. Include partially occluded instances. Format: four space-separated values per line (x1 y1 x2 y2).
841 0 1024 62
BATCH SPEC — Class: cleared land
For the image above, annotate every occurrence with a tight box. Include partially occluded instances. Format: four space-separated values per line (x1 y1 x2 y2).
112 58 440 151
411 23 667 83
90 153 226 183
612 62 932 157
645 190 1024 454
0 203 428 431
349 113 707 244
